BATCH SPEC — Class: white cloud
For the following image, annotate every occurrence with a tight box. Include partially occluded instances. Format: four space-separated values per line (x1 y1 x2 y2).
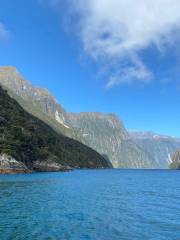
0 22 9 40
106 56 153 88
69 0 180 87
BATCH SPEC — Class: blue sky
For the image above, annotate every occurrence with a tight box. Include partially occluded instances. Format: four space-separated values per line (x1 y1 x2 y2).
0 0 180 136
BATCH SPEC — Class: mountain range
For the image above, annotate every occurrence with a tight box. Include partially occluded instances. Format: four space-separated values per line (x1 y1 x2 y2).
0 66 179 169
130 131 180 168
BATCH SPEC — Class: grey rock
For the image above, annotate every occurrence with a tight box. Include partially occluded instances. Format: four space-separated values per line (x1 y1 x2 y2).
0 154 30 173
33 161 72 172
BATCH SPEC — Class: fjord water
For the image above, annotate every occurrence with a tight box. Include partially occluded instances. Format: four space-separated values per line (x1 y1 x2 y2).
0 170 179 240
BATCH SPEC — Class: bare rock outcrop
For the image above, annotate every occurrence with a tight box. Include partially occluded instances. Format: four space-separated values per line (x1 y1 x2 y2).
0 154 30 174
33 161 72 172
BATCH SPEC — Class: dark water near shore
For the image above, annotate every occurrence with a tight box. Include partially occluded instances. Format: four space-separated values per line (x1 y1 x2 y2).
0 169 179 240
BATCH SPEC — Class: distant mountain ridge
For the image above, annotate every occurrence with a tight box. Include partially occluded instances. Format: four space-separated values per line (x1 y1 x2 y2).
129 131 180 168
130 131 179 140
0 66 173 169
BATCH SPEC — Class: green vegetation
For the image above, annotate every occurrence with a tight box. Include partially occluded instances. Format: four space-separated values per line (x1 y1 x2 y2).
6 86 78 139
169 150 180 169
0 86 110 170
170 162 180 169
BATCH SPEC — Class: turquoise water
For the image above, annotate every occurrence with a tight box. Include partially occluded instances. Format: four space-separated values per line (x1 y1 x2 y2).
0 169 179 240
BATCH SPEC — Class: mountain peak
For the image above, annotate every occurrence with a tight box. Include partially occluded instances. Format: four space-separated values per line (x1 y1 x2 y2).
129 130 180 140
0 66 19 74
0 65 74 137
0 66 55 99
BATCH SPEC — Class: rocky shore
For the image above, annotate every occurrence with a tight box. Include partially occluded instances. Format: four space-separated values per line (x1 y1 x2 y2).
33 161 73 172
0 154 31 174
0 154 73 174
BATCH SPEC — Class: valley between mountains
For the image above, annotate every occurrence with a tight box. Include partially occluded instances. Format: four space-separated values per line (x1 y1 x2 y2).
0 66 180 172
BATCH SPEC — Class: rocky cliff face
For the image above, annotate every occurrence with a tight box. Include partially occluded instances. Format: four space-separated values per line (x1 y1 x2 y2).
130 131 180 168
68 113 157 168
170 151 180 169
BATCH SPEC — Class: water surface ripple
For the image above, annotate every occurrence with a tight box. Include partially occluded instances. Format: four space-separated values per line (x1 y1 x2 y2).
0 169 179 240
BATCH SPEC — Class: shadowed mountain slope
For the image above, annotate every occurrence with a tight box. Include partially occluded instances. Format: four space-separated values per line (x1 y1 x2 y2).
0 85 111 171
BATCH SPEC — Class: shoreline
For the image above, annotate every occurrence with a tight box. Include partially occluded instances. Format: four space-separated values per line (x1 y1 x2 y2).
0 167 177 175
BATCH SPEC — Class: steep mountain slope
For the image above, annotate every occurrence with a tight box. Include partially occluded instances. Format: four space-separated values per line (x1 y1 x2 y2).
0 66 158 169
0 85 111 172
170 151 180 169
130 131 180 168
68 113 157 168
0 66 77 139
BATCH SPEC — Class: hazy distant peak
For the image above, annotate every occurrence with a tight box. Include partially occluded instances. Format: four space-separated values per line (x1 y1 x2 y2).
129 130 180 140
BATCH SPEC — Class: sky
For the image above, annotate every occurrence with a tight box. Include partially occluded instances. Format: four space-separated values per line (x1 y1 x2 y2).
0 0 180 137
